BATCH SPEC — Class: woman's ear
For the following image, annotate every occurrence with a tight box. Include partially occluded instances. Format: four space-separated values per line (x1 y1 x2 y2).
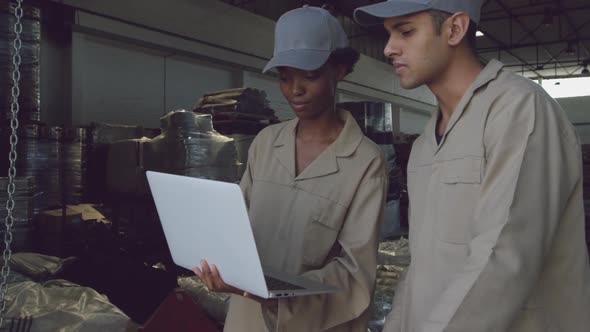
335 64 348 81
447 12 470 47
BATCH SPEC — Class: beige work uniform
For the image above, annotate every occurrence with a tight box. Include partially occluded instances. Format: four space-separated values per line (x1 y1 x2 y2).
223 111 388 332
384 59 590 332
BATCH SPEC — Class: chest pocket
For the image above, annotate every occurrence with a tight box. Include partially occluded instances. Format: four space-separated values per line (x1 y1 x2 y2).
301 199 346 269
435 156 483 244
439 157 482 184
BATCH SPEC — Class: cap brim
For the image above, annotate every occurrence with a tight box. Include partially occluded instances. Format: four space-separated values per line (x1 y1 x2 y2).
354 1 429 27
262 49 331 73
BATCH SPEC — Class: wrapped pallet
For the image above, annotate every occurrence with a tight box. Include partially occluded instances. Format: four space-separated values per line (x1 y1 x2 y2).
85 122 144 202
369 238 410 332
143 110 239 183
0 176 35 252
106 137 151 194
0 0 41 124
231 133 256 180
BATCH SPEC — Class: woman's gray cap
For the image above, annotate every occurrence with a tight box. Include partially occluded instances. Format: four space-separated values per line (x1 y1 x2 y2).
263 6 349 73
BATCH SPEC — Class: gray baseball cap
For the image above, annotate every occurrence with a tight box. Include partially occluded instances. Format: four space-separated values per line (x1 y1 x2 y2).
354 0 483 26
263 6 349 73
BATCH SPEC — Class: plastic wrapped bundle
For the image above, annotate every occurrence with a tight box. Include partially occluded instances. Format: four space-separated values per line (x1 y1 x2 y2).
5 279 130 332
377 237 410 266
0 176 34 252
0 0 40 42
13 137 86 213
369 238 411 332
195 87 272 115
89 122 144 146
106 137 151 194
143 110 239 183
4 252 76 281
0 176 34 220
231 133 255 180
194 88 280 135
0 126 89 251
0 0 41 124
85 122 143 202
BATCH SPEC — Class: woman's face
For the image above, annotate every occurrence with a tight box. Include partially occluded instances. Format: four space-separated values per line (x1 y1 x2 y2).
278 63 346 120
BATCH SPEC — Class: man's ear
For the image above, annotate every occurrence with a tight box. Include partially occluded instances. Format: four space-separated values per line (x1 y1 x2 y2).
446 12 471 47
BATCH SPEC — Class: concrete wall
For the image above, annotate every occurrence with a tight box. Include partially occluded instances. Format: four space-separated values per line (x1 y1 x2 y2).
45 0 436 130
39 3 73 126
558 96 590 144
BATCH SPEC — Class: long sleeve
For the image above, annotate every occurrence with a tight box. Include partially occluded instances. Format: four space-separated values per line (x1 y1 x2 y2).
270 157 388 332
420 91 581 331
239 135 259 208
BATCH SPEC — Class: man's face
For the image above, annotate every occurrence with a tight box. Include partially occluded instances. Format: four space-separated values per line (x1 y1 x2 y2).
383 11 450 89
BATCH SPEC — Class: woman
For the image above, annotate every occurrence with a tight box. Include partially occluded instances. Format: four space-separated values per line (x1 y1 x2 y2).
195 6 388 332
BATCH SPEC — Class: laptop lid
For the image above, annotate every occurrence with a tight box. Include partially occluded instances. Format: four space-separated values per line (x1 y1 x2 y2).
146 171 269 298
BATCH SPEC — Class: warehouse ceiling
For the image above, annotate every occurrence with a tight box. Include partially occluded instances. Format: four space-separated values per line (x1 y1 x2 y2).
222 0 590 80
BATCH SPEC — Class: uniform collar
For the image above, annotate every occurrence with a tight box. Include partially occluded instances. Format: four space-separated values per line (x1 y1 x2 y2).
272 110 364 180
431 59 505 152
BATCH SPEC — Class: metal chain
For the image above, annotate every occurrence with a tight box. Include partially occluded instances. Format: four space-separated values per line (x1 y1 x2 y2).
0 0 24 327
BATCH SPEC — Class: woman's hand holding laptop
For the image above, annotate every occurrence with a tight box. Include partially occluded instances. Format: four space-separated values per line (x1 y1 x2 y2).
193 259 277 306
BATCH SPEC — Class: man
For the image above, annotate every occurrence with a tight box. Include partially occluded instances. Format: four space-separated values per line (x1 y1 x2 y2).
354 1 590 331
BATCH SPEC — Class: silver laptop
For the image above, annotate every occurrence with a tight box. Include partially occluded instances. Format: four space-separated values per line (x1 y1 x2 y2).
146 171 338 299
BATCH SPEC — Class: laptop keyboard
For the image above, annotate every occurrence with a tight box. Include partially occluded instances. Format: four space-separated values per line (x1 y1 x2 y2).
264 275 305 290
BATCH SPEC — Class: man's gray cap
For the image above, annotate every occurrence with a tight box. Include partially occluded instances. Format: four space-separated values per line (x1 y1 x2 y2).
354 0 483 26
263 6 349 73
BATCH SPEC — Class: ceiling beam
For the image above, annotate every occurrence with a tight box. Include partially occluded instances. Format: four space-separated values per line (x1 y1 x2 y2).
478 37 590 52
482 4 590 21
536 18 590 70
502 59 587 67
523 72 587 80
477 15 590 80
483 1 564 15
477 24 545 77
494 0 571 75
555 0 590 58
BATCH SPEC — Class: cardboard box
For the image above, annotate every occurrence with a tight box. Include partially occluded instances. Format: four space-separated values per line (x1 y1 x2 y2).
66 204 106 221
36 204 109 256
37 207 82 234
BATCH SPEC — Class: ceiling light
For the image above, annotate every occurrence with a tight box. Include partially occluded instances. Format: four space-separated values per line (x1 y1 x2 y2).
565 41 576 56
476 30 484 37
